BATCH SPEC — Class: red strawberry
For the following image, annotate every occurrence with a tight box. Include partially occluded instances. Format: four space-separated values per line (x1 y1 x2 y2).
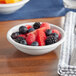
18 34 26 39
25 25 32 29
27 27 47 37
27 30 37 37
40 22 50 29
38 27 48 32
26 33 36 45
37 30 47 46
52 29 61 38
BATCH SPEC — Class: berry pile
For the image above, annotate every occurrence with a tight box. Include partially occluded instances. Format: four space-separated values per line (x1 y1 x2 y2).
11 22 61 46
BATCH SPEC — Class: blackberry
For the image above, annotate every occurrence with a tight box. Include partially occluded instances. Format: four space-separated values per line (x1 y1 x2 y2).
45 35 58 45
11 32 20 39
31 41 39 46
20 40 27 45
27 28 35 33
45 29 52 36
33 22 41 29
51 33 59 39
19 26 27 34
15 37 25 43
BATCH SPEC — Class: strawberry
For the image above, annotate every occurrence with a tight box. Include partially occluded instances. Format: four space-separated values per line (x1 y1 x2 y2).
38 27 48 32
40 22 50 29
27 27 47 37
52 29 61 38
18 34 26 39
25 25 32 29
26 33 36 45
36 30 47 46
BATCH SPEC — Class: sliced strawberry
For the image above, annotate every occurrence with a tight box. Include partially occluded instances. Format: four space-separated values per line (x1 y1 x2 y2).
38 27 48 32
18 34 26 39
40 22 50 29
27 27 47 37
25 25 32 29
26 33 36 45
27 30 37 36
36 30 46 46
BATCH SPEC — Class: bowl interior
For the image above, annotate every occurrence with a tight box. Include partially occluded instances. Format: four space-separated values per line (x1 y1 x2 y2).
7 22 65 49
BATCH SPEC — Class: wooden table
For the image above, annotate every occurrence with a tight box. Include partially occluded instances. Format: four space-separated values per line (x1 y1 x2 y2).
0 17 65 76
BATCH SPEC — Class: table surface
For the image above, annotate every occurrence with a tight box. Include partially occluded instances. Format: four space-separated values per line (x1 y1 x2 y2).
0 17 65 76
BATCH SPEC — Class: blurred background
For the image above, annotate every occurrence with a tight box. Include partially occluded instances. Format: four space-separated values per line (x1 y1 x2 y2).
0 0 76 21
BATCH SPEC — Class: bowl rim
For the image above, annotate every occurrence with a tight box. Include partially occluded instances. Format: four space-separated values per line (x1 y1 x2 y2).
7 22 65 49
0 0 30 7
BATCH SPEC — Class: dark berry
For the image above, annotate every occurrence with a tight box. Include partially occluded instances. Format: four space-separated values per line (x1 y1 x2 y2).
11 32 19 39
19 26 27 34
20 40 27 45
31 41 39 46
27 28 35 33
45 35 58 45
15 37 25 43
45 29 52 36
33 22 41 29
51 33 59 39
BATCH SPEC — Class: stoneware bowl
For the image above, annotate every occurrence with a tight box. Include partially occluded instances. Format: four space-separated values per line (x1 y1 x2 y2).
7 22 65 55
0 0 29 14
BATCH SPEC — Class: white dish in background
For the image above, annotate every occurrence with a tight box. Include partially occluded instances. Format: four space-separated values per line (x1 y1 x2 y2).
63 0 76 9
7 22 65 55
0 0 29 14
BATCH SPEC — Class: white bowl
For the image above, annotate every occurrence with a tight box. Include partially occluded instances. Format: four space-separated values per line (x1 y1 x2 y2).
0 0 29 14
7 22 65 55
